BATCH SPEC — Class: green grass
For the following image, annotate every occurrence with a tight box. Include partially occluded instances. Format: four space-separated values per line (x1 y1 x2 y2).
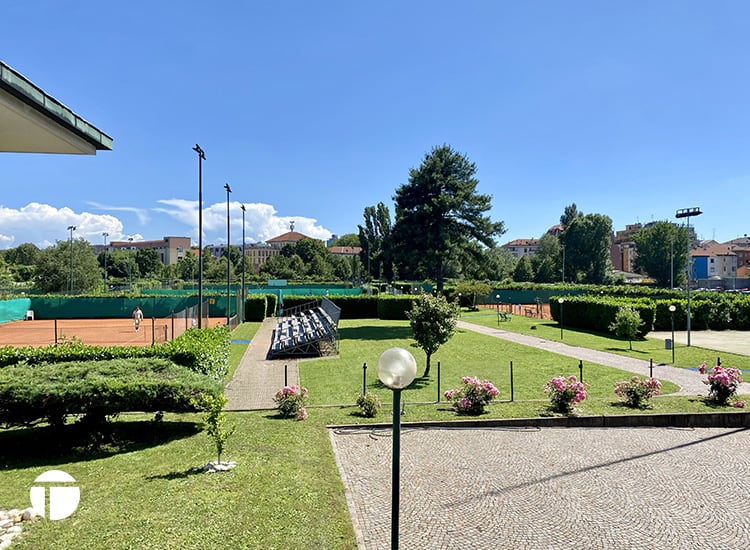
0 411 355 550
300 319 680 404
459 309 750 370
1 319 745 549
226 322 261 380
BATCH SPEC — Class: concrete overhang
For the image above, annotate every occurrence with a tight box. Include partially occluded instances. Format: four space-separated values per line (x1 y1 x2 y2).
0 61 112 154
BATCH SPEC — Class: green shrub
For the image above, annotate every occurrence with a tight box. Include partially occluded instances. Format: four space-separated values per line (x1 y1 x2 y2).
0 358 222 427
377 295 414 320
265 293 278 318
0 326 230 380
245 295 267 322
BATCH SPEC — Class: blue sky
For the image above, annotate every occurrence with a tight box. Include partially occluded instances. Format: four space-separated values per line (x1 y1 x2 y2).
2 1 749 251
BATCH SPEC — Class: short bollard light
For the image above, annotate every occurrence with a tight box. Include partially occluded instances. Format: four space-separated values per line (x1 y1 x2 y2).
376 347 417 550
668 305 676 364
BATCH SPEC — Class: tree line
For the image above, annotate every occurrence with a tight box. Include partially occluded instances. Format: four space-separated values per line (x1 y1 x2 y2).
0 144 690 293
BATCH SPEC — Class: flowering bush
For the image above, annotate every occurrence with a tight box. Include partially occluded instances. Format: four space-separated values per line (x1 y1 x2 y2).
273 385 309 419
544 375 587 414
356 392 382 418
614 376 661 408
698 363 744 406
444 376 500 415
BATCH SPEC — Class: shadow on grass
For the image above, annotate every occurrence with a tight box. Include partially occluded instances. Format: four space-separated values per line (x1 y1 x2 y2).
368 376 433 392
605 347 649 355
338 325 412 341
144 466 206 481
0 420 202 470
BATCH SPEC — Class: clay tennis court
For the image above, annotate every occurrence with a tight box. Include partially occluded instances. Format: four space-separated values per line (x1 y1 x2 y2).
0 317 227 348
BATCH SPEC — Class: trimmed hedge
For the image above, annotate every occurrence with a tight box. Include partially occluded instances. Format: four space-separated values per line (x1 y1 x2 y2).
377 295 415 320
245 295 267 322
549 295 655 337
0 358 222 427
0 326 230 379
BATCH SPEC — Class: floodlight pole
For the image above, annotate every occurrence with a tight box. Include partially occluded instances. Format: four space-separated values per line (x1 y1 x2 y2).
67 225 76 293
193 144 206 328
241 204 246 324
102 232 109 287
225 183 232 327
675 207 702 347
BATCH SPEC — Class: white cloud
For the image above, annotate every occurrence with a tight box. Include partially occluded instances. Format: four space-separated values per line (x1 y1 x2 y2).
0 203 124 249
87 201 150 224
154 199 333 245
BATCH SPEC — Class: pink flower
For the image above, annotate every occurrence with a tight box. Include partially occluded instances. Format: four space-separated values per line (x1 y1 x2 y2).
732 401 746 408
296 407 308 420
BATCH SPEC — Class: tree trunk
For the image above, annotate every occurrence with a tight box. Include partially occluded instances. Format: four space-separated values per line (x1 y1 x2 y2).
422 353 432 378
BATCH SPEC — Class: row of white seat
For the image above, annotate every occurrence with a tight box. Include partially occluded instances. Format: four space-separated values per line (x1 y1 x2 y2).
271 307 336 352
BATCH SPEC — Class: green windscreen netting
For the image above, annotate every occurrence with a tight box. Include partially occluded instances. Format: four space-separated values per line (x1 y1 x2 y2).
0 298 31 323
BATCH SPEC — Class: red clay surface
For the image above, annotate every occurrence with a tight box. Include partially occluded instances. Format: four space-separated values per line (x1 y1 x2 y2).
0 317 227 348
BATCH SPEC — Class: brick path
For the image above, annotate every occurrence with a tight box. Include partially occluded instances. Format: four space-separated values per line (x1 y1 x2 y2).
331 425 750 549
224 318 299 410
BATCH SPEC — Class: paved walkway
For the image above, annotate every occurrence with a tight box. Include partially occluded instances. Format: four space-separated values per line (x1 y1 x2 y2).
224 318 299 410
457 320 750 396
331 425 750 549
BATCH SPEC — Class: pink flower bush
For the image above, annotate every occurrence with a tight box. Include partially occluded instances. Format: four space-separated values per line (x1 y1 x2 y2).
444 376 500 415
614 376 661 408
544 375 587 414
698 363 743 405
273 385 309 418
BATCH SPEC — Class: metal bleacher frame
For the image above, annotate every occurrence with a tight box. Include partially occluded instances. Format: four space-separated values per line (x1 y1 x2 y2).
268 297 341 359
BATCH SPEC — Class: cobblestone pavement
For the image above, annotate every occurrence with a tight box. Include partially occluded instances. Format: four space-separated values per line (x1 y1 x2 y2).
457 321 750 396
330 425 750 549
224 318 299 410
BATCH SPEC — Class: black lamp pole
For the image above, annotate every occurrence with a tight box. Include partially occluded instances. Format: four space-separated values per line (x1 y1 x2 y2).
676 207 702 346
241 204 246 323
224 183 232 327
193 144 206 328
67 225 76 293
102 232 109 287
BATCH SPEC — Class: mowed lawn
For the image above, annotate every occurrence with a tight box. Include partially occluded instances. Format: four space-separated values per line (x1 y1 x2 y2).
1 318 742 549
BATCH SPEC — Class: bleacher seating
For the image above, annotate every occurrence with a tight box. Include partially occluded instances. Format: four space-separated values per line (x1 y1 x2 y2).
268 298 341 358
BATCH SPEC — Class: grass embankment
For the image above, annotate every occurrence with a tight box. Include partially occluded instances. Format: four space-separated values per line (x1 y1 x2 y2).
459 309 749 370
1 318 744 549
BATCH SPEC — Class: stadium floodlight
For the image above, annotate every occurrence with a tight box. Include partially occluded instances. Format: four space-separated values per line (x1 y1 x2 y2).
67 226 76 293
224 183 232 327
193 144 206 328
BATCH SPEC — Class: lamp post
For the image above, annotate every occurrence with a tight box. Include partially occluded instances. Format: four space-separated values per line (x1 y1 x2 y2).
102 232 109 287
193 144 206 328
561 244 566 284
241 204 246 324
495 293 501 325
376 347 417 550
675 207 702 346
558 298 564 340
224 183 232 327
128 237 134 289
67 225 76 293
669 305 676 364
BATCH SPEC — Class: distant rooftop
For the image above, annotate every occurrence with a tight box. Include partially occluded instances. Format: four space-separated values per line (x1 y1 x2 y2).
0 60 113 154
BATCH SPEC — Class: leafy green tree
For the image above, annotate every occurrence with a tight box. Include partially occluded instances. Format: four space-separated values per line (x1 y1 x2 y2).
560 212 613 284
5 243 41 266
632 221 688 288
206 256 233 282
513 255 534 282
391 145 504 292
560 203 581 228
609 306 644 350
330 255 353 281
176 253 198 281
532 233 562 283
455 280 491 310
484 247 517 281
358 202 393 281
34 238 102 293
136 248 163 278
406 294 460 377
329 233 360 247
